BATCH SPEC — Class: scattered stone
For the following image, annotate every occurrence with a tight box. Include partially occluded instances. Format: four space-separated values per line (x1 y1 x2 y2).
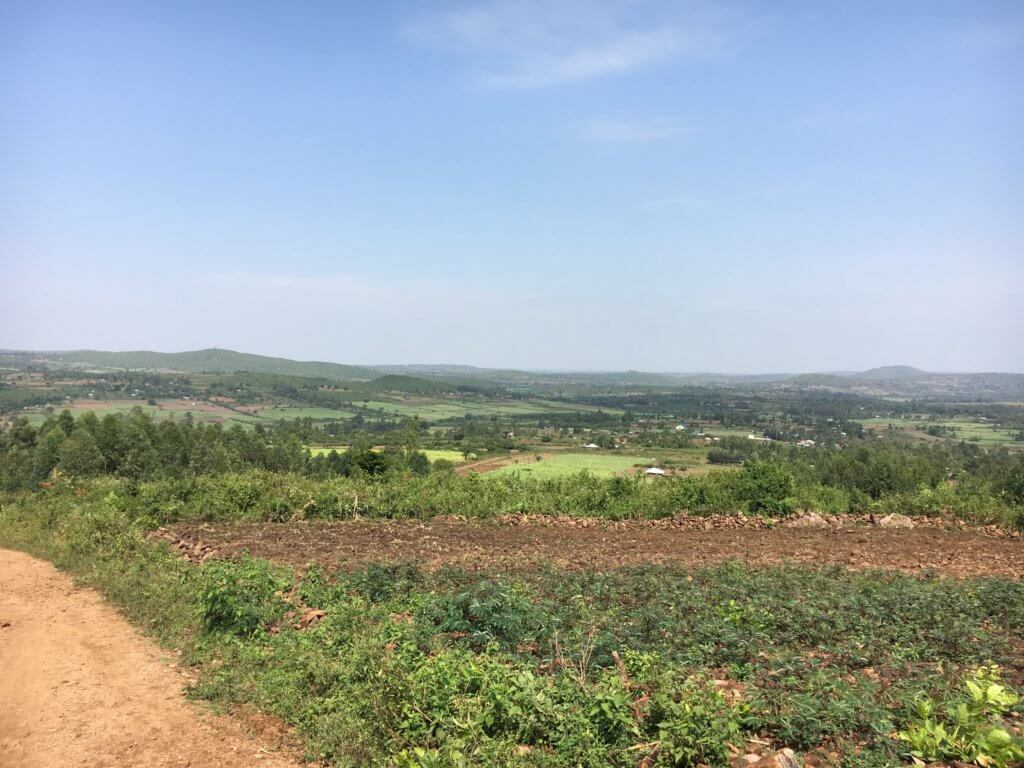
294 609 325 630
877 513 915 529
784 512 830 528
749 748 801 768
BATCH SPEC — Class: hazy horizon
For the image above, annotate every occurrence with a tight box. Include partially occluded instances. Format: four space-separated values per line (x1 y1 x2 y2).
2 1 1022 372
5 345 1023 376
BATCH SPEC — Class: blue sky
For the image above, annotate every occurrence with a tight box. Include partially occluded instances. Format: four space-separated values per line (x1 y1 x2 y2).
1 0 1021 372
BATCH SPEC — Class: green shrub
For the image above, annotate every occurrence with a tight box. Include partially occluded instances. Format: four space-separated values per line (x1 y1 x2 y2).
739 461 795 516
199 557 289 636
647 674 743 767
423 579 544 650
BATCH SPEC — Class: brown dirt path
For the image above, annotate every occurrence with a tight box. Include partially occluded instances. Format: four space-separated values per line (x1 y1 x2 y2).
0 548 301 768
170 519 1024 578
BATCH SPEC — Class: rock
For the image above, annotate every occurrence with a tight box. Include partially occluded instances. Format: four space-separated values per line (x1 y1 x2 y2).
749 749 801 768
784 512 830 528
295 609 325 629
877 513 915 529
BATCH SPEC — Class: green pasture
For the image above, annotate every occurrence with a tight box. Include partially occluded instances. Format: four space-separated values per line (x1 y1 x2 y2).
347 397 623 421
19 401 248 426
490 452 644 479
255 406 357 421
858 416 1022 447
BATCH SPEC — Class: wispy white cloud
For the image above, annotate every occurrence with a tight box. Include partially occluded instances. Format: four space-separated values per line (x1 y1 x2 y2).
581 115 696 143
405 1 734 89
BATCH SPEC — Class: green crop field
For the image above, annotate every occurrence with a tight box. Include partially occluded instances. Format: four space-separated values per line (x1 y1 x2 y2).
346 397 622 420
19 401 256 426
490 452 644 479
858 416 1022 447
254 406 357 421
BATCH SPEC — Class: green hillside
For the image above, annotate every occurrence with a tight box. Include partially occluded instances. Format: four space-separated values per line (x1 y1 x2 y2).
27 348 379 381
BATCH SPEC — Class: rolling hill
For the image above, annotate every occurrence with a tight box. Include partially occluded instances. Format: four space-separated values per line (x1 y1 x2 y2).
854 365 928 380
9 348 379 381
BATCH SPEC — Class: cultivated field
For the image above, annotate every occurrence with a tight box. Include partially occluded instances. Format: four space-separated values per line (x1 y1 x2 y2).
858 416 1023 448
4 353 1024 768
488 452 645 478
169 516 1024 578
14 394 621 429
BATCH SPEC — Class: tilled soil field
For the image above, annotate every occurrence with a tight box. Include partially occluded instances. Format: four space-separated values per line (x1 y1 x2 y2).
165 515 1024 578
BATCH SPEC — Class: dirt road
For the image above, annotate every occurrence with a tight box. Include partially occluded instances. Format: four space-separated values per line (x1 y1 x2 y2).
0 548 300 768
169 517 1024 578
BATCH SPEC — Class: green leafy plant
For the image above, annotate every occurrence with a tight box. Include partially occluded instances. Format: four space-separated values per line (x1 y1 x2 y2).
899 665 1024 768
426 579 544 650
199 557 289 637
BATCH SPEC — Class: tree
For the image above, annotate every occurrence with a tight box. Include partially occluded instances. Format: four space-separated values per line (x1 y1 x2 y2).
32 427 65 481
58 428 105 477
406 450 430 476
57 409 75 436
401 416 422 452
1004 461 1024 506
120 414 159 479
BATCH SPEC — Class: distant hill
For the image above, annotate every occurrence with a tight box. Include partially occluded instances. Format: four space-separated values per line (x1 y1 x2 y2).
788 373 855 386
366 374 457 395
854 365 928 380
19 348 379 381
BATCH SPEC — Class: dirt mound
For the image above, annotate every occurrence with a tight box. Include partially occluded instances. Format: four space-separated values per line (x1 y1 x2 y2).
170 517 1024 578
0 548 301 768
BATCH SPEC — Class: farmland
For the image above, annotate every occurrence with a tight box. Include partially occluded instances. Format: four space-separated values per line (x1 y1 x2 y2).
857 416 1023 448
8 392 622 430
489 452 648 478
4 479 1024 768
2 350 1024 768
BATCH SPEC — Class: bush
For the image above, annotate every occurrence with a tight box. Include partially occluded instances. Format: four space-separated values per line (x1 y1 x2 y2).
739 461 795 516
431 458 456 474
647 674 743 767
707 448 743 465
199 557 289 636
423 580 544 650
791 483 851 514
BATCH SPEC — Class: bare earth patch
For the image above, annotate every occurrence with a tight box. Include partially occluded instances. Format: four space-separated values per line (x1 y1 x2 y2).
0 548 301 768
167 517 1024 578
154 398 238 414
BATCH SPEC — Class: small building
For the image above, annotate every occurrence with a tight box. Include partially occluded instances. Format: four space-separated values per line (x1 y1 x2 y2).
583 443 600 449
675 424 687 431
644 467 667 476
